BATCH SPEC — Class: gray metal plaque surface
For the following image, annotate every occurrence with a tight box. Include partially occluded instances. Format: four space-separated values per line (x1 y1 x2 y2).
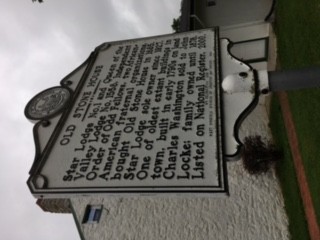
27 29 227 196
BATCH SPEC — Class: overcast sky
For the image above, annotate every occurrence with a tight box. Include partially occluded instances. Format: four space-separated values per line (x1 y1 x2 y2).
0 1 180 239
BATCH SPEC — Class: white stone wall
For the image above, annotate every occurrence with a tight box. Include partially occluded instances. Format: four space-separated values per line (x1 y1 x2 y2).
70 96 290 240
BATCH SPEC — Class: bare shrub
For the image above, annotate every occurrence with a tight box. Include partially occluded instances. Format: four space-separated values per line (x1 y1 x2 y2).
242 135 282 174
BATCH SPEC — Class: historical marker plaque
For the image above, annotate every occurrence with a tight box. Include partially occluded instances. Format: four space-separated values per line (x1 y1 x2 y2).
26 28 228 196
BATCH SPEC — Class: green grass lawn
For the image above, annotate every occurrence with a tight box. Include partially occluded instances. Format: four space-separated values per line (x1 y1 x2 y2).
270 98 310 240
270 0 320 238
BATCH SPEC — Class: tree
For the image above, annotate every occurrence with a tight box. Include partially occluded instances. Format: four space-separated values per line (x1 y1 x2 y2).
171 17 181 33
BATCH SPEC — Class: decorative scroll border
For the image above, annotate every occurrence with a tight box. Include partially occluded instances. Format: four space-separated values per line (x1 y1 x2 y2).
222 38 260 160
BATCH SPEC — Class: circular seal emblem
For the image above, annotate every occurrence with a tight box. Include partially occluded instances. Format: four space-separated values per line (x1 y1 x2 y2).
25 87 71 120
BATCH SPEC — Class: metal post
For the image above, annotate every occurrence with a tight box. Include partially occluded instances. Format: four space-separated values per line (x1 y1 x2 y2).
268 67 320 92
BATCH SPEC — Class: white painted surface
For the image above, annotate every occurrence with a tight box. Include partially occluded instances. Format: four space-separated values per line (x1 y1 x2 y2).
220 38 255 157
220 22 271 71
220 22 270 42
196 0 273 27
70 97 290 240
28 30 229 197
230 39 267 62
